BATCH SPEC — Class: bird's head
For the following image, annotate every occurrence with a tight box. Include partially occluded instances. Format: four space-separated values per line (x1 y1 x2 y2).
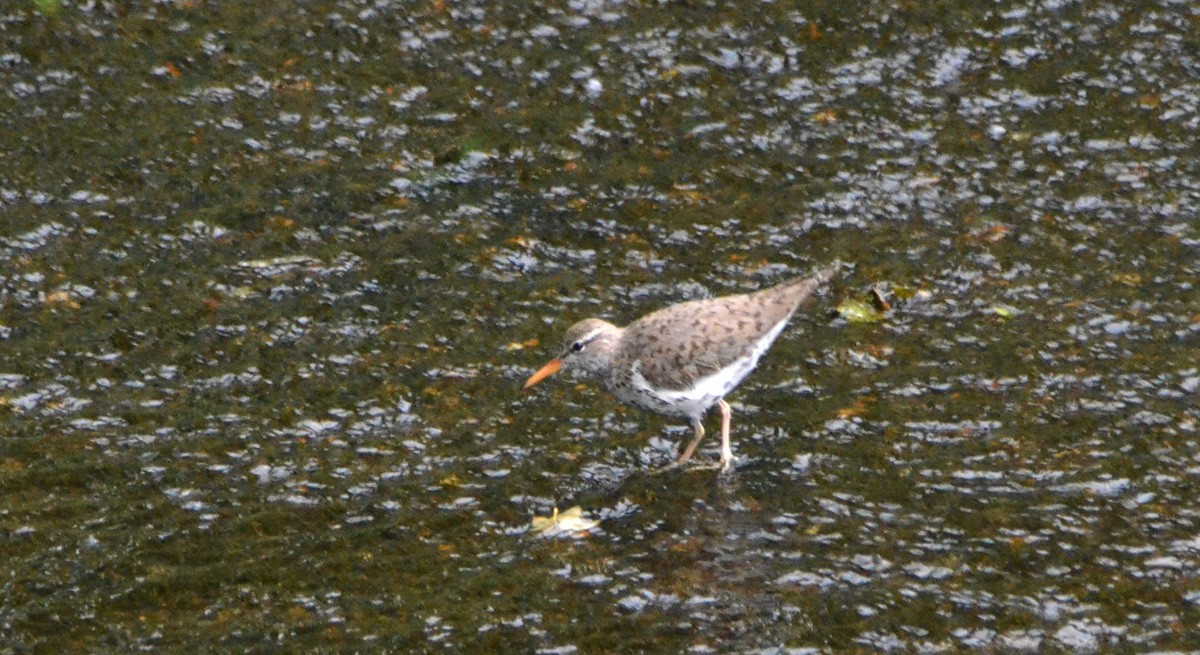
522 318 621 390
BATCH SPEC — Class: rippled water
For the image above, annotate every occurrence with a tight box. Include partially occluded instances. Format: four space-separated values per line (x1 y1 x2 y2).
1 0 1198 651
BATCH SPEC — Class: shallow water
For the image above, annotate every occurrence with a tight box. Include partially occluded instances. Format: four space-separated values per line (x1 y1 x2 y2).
1 0 1198 652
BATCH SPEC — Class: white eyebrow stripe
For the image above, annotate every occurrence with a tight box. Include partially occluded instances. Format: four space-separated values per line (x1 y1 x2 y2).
576 326 607 344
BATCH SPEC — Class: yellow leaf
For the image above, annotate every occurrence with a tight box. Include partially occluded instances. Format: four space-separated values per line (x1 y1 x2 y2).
504 338 540 351
531 506 599 536
836 299 884 323
44 291 80 309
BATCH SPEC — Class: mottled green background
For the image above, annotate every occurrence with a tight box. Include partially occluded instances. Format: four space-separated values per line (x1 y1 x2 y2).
1 0 1198 652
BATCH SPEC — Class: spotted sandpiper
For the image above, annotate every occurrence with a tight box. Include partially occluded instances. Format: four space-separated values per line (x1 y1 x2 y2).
523 266 835 472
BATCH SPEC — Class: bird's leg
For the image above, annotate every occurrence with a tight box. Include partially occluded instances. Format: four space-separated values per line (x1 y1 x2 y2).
717 399 735 472
677 419 705 465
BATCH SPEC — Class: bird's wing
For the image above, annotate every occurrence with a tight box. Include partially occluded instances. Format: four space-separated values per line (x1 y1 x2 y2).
617 276 824 392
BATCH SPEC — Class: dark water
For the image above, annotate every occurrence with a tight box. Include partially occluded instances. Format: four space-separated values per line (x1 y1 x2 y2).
1 0 1198 651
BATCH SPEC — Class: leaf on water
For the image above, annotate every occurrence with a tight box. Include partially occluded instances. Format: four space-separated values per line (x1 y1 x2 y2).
505 338 540 351
44 291 80 309
991 305 1018 318
970 224 1010 243
836 299 884 323
531 506 598 537
837 399 869 418
33 0 62 16
507 235 538 249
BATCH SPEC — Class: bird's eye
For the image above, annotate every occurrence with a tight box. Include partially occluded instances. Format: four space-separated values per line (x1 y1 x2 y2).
570 341 584 352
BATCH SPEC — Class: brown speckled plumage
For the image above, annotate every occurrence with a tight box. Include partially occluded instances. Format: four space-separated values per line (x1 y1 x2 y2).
524 266 836 471
616 275 824 392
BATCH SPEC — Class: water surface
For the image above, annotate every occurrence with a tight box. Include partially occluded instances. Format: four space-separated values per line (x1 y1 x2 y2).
1 0 1198 651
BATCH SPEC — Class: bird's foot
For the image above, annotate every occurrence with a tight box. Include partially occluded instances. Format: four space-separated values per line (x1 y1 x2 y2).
650 460 727 474
648 454 738 474
718 454 738 474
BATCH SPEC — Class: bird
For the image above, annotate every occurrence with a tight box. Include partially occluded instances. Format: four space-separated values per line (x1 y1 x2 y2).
522 266 835 472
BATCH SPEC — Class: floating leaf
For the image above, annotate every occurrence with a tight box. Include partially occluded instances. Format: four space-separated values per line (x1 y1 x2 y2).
970 224 1010 243
836 299 884 323
991 305 1018 318
836 399 868 419
44 290 79 309
812 109 837 124
506 235 537 249
504 338 539 352
531 506 598 537
33 0 62 16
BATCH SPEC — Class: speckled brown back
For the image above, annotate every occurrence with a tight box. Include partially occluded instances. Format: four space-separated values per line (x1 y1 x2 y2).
614 271 829 391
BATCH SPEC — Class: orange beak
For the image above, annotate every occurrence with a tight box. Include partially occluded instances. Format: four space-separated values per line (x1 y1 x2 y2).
522 358 563 391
